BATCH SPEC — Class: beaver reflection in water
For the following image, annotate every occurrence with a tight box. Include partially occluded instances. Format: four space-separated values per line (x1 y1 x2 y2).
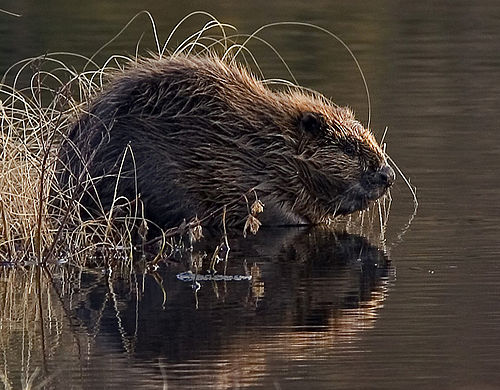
59 54 395 227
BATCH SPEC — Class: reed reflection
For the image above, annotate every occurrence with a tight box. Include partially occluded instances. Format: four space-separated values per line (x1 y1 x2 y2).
0 227 392 388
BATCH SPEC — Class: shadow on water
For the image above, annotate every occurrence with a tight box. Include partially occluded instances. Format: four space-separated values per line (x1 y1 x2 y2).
0 227 392 389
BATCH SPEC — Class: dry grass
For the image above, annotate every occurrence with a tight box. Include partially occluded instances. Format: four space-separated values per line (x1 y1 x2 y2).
0 72 64 262
0 50 143 264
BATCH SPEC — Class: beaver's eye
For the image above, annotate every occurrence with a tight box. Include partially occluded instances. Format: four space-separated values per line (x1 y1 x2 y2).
343 144 356 157
299 112 325 137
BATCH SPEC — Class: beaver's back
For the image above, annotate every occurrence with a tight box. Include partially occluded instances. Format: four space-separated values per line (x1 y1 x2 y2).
59 56 286 226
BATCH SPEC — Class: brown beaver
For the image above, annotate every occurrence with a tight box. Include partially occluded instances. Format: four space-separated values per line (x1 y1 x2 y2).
59 54 394 227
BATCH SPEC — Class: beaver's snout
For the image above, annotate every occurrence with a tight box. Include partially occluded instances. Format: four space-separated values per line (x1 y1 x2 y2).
336 164 395 216
372 164 396 189
361 164 395 199
361 164 396 200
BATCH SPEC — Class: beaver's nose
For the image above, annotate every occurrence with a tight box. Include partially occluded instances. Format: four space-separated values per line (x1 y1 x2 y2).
377 164 396 188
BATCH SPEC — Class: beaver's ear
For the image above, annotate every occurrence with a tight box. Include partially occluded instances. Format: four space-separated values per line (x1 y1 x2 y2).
299 112 325 137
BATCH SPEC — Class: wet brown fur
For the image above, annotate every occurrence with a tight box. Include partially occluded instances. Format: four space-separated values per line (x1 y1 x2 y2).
59 54 393 227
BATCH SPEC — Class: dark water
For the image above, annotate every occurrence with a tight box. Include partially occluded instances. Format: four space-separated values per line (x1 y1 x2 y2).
1 0 500 389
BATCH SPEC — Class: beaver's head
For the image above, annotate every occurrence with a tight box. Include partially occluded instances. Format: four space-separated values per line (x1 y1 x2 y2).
277 92 395 223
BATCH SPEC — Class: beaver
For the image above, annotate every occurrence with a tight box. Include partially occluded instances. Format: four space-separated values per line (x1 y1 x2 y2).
59 54 395 227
